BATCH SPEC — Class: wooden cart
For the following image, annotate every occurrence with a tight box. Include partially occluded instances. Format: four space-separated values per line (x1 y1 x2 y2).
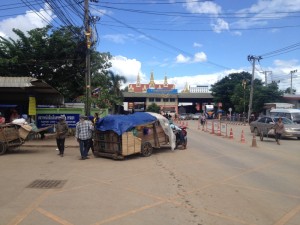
93 120 171 159
0 124 25 155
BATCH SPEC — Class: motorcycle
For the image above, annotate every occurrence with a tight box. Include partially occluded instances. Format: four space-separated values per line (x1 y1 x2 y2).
173 126 187 150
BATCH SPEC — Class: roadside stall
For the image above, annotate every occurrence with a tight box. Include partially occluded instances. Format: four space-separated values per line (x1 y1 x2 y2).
93 112 175 159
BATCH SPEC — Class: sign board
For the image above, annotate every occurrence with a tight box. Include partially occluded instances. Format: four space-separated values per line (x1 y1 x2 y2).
147 89 178 94
28 97 36 116
228 108 232 112
36 114 80 128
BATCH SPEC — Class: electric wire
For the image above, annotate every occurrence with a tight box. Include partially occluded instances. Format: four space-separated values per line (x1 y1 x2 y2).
93 6 230 70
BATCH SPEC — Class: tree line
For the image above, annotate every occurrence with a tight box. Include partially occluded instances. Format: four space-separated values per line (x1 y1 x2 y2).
0 25 126 114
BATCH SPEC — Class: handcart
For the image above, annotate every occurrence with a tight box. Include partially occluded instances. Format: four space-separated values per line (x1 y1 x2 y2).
0 124 25 155
93 112 176 160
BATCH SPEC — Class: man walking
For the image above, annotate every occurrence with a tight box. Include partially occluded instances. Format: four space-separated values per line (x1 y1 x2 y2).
75 115 94 160
55 116 69 157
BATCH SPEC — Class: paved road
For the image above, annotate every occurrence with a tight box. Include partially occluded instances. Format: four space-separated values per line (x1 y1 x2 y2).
0 120 299 225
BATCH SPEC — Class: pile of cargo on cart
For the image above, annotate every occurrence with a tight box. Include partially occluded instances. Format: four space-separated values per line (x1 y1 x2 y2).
93 112 177 159
0 117 51 155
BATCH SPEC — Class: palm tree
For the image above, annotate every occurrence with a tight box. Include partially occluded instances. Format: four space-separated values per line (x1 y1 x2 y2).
108 71 127 114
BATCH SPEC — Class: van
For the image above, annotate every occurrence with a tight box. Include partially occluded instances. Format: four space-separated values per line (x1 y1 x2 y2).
269 109 300 124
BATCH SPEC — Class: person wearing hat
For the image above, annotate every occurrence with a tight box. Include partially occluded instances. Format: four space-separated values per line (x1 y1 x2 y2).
55 116 69 157
75 115 94 160
0 112 5 124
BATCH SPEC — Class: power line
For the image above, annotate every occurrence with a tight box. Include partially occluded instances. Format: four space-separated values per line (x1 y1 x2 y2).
93 6 230 70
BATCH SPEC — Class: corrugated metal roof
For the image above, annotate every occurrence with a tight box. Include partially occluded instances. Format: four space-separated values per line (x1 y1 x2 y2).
0 77 38 87
0 76 64 105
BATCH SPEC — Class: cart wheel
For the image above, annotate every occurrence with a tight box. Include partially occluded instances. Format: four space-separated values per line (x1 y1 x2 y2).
0 142 7 155
260 132 264 141
141 142 153 157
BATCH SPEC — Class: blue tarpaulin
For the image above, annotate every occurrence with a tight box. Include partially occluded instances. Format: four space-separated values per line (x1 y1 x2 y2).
95 112 157 135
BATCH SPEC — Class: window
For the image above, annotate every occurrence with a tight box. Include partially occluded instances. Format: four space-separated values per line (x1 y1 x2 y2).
155 98 161 102
149 98 154 102
169 98 175 102
265 117 273 124
163 98 168 102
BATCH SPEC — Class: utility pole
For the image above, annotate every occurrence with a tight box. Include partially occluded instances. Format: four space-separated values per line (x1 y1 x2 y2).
242 79 247 124
247 55 262 123
260 71 272 85
290 70 297 94
84 0 91 116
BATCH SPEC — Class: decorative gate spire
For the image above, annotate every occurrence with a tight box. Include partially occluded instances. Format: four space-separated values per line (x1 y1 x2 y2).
136 73 141 87
149 70 155 88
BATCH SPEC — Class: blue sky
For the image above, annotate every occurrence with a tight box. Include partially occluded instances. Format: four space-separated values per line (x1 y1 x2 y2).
1 0 300 93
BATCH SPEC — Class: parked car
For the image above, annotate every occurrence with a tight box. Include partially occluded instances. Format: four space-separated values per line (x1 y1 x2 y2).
250 116 300 139
179 113 188 120
192 113 201 120
187 113 194 120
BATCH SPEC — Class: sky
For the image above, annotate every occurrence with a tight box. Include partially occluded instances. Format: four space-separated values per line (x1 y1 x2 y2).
1 0 300 93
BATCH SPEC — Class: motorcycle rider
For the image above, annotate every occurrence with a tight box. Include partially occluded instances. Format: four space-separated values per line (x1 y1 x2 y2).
170 122 185 146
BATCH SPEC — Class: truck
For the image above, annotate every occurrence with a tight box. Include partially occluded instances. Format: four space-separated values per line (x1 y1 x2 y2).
204 104 215 119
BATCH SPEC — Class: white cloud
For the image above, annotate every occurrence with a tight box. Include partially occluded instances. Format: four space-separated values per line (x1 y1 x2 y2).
193 42 203 48
184 0 221 15
176 54 190 63
184 0 228 33
234 0 300 29
0 4 54 39
175 52 207 64
194 52 207 62
109 55 146 85
211 18 229 33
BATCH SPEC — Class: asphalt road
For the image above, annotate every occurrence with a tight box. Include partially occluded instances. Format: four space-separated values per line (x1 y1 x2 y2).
0 120 299 225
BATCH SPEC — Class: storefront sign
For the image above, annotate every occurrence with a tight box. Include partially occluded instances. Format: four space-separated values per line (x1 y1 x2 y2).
36 114 80 128
28 97 36 116
147 89 178 94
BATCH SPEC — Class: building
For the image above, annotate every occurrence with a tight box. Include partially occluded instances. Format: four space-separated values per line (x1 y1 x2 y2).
123 72 214 114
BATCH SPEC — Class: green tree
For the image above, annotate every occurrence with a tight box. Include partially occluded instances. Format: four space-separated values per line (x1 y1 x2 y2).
211 71 283 114
252 82 283 112
0 26 112 102
210 71 252 112
284 87 296 94
91 71 127 114
146 103 160 113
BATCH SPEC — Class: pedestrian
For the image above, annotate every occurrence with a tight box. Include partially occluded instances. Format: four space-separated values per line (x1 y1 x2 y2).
88 115 95 153
75 115 94 160
274 117 284 145
93 112 100 124
200 114 206 126
55 116 69 157
9 109 19 122
0 112 5 124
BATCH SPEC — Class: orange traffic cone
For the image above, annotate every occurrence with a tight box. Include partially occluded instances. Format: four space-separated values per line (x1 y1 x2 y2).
240 130 245 143
216 124 221 136
229 128 234 139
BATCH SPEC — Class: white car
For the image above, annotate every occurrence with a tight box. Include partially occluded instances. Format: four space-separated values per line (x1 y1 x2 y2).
192 113 201 120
